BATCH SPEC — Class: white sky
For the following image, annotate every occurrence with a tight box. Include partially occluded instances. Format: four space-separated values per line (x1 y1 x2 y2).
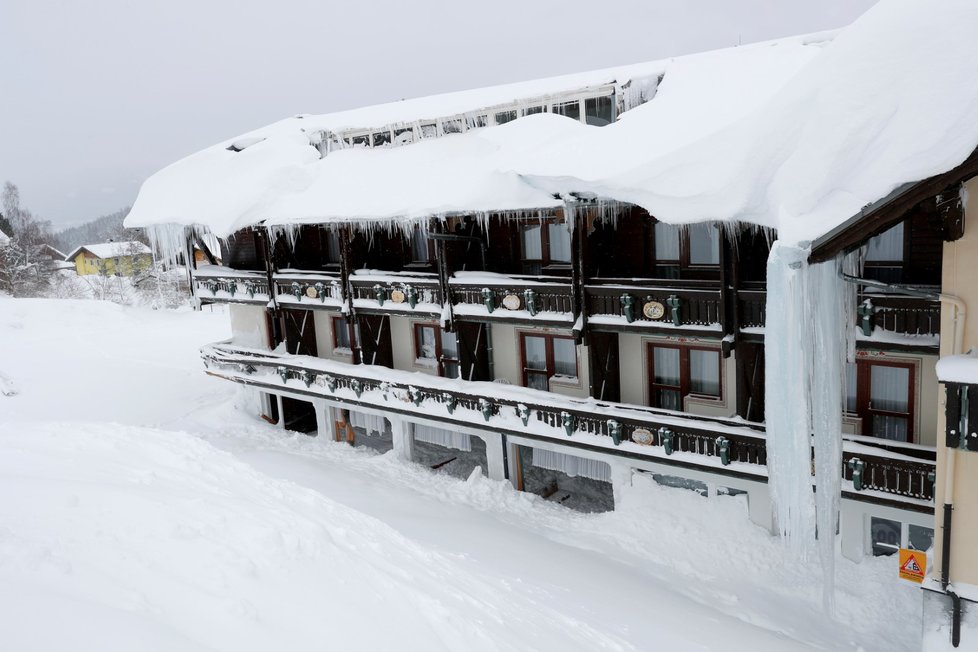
0 0 877 229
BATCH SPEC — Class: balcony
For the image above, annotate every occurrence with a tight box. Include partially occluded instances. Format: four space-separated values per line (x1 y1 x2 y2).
273 269 344 310
584 279 723 334
450 273 575 327
349 271 442 316
194 266 270 305
856 292 941 347
201 341 936 510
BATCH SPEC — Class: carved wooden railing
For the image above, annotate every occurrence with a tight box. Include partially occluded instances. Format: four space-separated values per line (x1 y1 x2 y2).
450 278 574 318
584 279 722 328
193 268 270 304
857 292 941 339
737 288 767 330
273 271 343 306
201 342 935 506
349 273 442 313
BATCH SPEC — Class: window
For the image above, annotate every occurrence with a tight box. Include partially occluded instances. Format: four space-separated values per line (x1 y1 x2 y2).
648 343 721 411
864 221 906 284
846 359 915 442
584 96 614 126
372 130 391 147
520 333 578 390
553 100 581 122
324 230 342 266
414 324 460 377
521 221 571 274
523 105 546 116
494 110 517 125
441 119 463 135
332 316 351 352
870 516 933 557
408 227 431 264
652 221 720 278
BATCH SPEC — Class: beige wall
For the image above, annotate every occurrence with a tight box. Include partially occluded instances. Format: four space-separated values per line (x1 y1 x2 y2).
313 311 353 363
229 304 269 349
932 176 978 585
618 332 736 417
391 316 439 377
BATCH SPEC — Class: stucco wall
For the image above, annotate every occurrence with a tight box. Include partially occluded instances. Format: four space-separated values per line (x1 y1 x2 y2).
229 304 269 349
391 316 439 377
489 322 589 399
313 312 353 363
932 176 978 586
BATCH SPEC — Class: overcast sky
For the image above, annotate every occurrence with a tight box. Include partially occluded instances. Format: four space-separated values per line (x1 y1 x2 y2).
0 0 877 230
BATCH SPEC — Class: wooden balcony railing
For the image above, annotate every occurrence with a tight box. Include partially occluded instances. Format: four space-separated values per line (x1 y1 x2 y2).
450 277 574 321
857 293 941 340
201 342 935 508
193 267 270 304
584 280 723 329
273 270 344 307
349 273 442 314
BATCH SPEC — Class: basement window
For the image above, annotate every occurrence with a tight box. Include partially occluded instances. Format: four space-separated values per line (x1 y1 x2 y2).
585 96 614 126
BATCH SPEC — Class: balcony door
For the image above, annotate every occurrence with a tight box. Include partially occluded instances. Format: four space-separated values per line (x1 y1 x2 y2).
847 360 916 442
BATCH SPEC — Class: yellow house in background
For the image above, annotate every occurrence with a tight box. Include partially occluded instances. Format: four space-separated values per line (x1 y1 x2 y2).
66 241 153 277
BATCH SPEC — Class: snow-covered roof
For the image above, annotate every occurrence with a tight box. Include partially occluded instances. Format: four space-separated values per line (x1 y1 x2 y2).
66 241 152 261
936 351 978 385
0 228 9 246
126 0 978 247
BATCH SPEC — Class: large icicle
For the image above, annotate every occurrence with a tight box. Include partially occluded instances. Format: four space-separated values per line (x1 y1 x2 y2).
764 242 816 550
765 241 849 612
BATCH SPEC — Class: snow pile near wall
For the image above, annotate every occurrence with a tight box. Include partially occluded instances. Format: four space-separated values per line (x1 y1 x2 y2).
936 350 978 384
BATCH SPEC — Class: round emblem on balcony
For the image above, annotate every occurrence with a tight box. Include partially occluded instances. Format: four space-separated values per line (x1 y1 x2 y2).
390 289 406 303
304 286 318 299
643 301 665 320
632 428 654 446
502 294 521 310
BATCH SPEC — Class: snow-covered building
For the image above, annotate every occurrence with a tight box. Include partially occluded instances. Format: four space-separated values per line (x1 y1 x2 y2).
66 241 153 277
126 1 978 647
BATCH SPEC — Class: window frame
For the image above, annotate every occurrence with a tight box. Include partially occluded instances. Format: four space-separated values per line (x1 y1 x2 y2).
646 342 723 411
406 226 433 266
847 357 917 443
331 316 352 354
413 323 459 378
519 219 572 274
519 332 579 390
650 220 721 277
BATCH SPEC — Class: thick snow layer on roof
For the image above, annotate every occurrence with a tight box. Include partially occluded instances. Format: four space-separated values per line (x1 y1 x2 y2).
125 32 828 237
66 241 152 261
936 351 978 384
126 0 978 246
546 0 978 244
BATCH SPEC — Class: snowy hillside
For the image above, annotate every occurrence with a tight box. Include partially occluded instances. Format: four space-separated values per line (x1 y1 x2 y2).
0 297 923 651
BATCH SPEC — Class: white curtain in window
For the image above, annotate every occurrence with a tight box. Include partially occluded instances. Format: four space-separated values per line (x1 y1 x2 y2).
653 347 680 385
687 223 720 265
689 349 720 396
524 336 547 370
552 338 577 377
870 365 909 412
866 223 905 262
349 410 387 436
413 424 472 452
532 448 611 482
548 223 572 262
522 226 543 259
654 222 680 260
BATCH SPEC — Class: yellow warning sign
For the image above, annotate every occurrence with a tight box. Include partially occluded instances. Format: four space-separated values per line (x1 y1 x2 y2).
899 548 926 583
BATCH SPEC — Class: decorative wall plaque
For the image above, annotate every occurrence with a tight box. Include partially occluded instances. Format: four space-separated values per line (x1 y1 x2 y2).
390 289 406 303
632 428 655 446
642 301 665 320
304 286 318 299
502 294 521 310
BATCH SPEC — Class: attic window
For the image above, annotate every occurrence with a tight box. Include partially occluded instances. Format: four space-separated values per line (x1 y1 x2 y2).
351 134 370 148
441 119 463 135
372 131 392 147
393 128 414 145
226 137 265 152
553 100 581 122
420 123 438 138
468 114 488 129
495 110 517 125
523 106 546 117
585 96 614 126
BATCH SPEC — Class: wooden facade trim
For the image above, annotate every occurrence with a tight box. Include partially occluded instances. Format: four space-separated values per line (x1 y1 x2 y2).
809 146 978 263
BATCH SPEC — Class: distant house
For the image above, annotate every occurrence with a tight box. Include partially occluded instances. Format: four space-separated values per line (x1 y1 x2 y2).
32 244 71 272
66 241 153 277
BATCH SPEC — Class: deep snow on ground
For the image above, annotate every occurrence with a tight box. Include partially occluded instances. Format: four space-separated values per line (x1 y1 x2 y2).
0 297 923 651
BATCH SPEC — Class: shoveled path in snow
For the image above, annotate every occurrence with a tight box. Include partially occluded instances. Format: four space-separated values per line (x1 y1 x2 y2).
0 299 921 651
